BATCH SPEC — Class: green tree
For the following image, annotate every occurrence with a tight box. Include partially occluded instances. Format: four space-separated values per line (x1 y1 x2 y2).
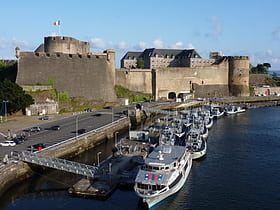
48 78 55 88
250 63 269 74
0 80 34 114
263 63 271 71
271 72 280 86
136 58 144 69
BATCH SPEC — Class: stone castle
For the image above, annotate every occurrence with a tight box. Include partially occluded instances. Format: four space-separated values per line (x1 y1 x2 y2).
16 36 116 102
14 35 250 102
118 49 250 100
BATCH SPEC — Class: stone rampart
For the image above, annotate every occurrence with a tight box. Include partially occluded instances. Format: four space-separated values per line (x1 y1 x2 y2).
115 69 152 93
116 56 250 100
153 62 229 100
44 36 89 54
16 51 116 101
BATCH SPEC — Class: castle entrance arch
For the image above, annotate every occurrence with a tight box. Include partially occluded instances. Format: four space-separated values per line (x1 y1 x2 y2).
178 93 184 100
168 92 176 100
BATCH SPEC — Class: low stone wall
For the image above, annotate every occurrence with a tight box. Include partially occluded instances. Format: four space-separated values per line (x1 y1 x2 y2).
0 118 130 198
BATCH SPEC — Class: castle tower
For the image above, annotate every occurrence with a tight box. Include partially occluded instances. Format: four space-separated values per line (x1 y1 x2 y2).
228 56 250 96
44 36 89 54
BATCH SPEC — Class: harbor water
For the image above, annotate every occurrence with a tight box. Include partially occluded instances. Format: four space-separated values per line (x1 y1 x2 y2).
1 106 280 210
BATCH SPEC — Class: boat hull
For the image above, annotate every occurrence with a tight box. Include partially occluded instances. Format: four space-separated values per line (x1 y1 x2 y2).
191 140 207 160
139 159 192 208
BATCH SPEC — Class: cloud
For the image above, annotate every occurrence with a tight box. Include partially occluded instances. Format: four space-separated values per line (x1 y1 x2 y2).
153 39 163 48
0 38 7 49
248 50 280 70
272 27 280 40
186 43 195 49
89 37 197 53
89 38 108 49
169 41 184 48
205 16 223 38
134 41 150 50
11 38 31 49
117 41 129 50
266 49 273 56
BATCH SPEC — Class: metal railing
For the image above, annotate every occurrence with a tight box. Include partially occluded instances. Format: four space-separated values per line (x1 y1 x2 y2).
142 107 177 115
14 151 98 178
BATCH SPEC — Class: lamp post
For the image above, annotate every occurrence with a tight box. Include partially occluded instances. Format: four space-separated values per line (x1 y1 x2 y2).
75 116 78 138
115 131 119 150
112 107 114 122
97 152 102 167
2 100 8 122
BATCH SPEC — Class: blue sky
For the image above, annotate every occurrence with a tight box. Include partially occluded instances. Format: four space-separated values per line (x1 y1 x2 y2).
1 0 280 70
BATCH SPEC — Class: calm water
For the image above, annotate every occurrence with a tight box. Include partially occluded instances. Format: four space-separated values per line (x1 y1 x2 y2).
1 106 280 210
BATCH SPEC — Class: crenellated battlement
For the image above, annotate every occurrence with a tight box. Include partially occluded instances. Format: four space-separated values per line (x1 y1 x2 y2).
18 51 114 61
228 56 249 60
44 36 90 54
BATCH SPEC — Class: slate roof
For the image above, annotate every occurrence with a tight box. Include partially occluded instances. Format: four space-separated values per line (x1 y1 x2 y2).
34 44 45 52
121 48 201 60
141 48 201 58
122 51 142 60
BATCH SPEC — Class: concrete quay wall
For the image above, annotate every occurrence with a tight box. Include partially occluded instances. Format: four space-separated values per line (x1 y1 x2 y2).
0 118 130 198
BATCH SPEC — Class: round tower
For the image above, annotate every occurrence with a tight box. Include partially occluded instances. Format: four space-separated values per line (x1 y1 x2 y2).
228 56 250 96
44 36 89 54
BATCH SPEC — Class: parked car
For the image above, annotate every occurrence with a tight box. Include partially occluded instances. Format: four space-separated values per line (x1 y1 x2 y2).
77 129 86 134
39 116 52 120
0 140 16 147
12 138 24 144
29 143 46 151
84 108 95 112
24 126 41 132
51 125 61 130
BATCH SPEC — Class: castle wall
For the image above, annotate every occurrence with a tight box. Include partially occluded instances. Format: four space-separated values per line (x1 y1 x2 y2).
16 51 116 101
115 69 152 93
228 56 250 96
44 36 89 54
153 61 229 100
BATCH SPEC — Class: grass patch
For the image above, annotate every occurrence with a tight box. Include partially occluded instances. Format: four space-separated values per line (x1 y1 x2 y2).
115 85 151 103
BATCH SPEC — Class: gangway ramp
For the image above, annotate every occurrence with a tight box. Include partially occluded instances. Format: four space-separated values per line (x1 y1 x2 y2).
14 151 98 178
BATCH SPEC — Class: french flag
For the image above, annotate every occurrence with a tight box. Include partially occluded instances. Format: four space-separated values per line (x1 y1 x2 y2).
53 20 60 26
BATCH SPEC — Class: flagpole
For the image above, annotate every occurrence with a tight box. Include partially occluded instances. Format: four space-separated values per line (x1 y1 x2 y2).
58 19 61 36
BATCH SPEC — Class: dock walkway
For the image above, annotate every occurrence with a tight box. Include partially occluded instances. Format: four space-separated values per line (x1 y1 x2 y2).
69 154 143 198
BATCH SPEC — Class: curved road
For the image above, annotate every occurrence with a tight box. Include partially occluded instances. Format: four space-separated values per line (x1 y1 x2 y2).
0 107 128 161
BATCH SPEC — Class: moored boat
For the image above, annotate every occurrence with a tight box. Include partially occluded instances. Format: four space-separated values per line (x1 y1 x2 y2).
134 145 192 208
186 128 207 160
225 105 246 115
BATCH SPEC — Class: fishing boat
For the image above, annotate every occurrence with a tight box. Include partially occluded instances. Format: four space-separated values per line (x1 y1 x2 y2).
134 145 192 208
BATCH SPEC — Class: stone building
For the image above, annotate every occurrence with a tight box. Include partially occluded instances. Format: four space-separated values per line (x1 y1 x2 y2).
15 36 116 102
117 53 250 100
121 48 218 69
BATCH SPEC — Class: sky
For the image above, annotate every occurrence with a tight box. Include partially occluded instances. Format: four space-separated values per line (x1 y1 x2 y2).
1 0 280 70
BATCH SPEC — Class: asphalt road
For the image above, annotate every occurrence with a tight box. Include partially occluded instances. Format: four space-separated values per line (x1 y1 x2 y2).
0 107 128 161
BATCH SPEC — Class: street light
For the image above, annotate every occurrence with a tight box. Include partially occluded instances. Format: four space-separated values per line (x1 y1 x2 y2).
2 100 8 122
112 107 114 122
97 151 102 167
115 131 119 150
75 116 79 138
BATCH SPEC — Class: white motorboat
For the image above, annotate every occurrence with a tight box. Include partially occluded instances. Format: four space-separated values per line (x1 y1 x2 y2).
134 145 192 208
186 129 207 160
225 106 246 115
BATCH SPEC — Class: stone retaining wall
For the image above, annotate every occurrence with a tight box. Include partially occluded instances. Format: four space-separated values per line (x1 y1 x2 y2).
0 118 130 198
